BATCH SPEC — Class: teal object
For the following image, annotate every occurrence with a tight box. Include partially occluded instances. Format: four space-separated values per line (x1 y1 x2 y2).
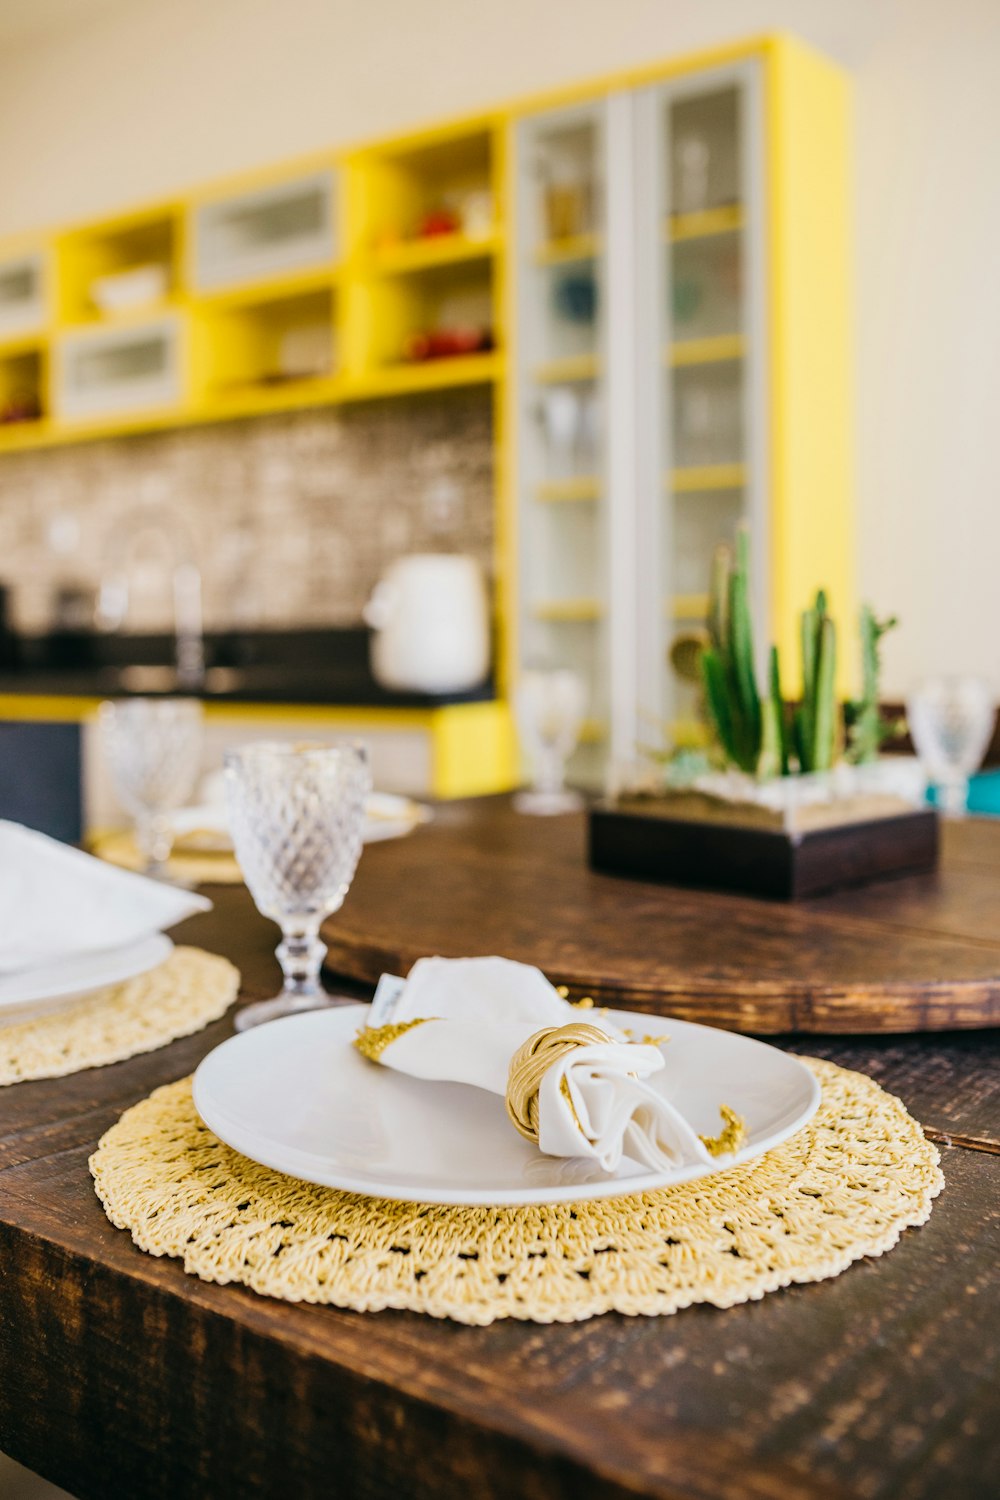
927 769 1000 816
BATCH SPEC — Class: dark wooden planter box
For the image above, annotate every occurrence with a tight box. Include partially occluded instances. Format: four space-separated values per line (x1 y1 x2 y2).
588 802 940 900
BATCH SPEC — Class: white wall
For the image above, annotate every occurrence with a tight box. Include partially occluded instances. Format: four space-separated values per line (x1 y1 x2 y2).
1 0 998 696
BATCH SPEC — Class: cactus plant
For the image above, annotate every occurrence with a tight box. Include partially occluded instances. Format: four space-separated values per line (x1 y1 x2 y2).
700 530 761 773
845 605 898 764
698 530 879 779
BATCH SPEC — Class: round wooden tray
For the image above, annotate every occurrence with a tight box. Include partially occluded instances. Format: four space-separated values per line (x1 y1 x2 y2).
323 799 1000 1033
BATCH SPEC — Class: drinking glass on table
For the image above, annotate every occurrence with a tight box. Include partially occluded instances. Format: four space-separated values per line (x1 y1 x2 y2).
99 697 203 881
224 741 371 1030
513 669 586 815
906 676 996 817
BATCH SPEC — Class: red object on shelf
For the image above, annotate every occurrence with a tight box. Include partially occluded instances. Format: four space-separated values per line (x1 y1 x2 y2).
404 327 494 362
415 208 462 238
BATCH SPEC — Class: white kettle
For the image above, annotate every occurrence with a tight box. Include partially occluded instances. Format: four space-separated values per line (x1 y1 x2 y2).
363 554 490 694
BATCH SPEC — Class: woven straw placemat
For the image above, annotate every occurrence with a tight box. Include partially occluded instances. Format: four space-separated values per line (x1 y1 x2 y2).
0 947 240 1086
90 1058 942 1324
90 830 244 886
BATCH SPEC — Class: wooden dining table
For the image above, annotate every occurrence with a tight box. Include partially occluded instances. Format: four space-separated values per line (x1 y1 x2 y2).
1 800 999 1500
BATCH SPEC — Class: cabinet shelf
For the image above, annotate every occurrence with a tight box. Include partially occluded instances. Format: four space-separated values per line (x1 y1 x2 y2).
372 231 500 275
533 233 601 266
534 476 600 502
343 350 503 400
534 353 600 384
669 463 747 492
668 205 744 242
668 334 745 367
531 597 604 622
195 265 338 311
665 593 710 620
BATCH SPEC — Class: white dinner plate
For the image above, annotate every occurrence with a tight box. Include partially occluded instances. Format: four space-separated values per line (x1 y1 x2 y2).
193 1004 821 1206
0 933 174 1022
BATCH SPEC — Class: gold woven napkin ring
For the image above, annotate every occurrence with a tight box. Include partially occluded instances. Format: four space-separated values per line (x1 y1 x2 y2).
505 1022 613 1143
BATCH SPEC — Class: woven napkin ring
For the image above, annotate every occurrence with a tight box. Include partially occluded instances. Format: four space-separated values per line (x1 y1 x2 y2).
505 1022 615 1144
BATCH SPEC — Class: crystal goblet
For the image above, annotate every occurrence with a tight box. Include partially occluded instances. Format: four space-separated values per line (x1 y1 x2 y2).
906 677 996 817
513 668 586 815
99 697 204 881
225 741 371 1030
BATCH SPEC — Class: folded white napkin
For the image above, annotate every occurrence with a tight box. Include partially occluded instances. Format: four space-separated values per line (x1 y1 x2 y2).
0 821 210 974
356 955 726 1173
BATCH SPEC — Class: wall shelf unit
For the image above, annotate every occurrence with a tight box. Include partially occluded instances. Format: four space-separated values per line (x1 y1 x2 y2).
0 33 852 803
512 37 852 785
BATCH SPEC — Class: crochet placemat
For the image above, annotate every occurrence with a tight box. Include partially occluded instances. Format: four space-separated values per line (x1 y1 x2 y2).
0 947 240 1086
90 1058 942 1324
90 830 244 886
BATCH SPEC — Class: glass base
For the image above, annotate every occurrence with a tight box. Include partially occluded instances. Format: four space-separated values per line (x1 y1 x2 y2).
234 990 338 1031
512 787 585 816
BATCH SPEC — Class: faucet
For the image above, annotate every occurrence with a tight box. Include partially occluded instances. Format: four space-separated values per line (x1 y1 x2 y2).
97 485 205 690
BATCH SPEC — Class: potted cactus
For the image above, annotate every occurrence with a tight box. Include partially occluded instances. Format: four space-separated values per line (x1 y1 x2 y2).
589 529 938 899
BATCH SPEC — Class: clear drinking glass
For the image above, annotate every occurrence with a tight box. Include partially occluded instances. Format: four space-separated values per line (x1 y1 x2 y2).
100 697 204 880
906 677 996 817
225 741 371 1030
513 669 586 815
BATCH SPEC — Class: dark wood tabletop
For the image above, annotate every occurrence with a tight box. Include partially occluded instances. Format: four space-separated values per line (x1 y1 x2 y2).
323 802 1000 1033
2 817 999 1500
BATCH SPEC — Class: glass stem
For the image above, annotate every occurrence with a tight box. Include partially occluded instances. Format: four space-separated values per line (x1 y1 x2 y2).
276 925 327 999
136 811 172 878
535 747 565 796
938 777 969 818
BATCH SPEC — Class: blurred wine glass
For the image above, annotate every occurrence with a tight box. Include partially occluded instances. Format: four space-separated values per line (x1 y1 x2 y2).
225 741 371 1029
100 698 204 879
906 677 996 817
513 669 586 815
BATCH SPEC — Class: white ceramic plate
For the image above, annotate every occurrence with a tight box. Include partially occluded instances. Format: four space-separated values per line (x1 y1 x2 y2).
0 933 174 1022
193 1005 821 1206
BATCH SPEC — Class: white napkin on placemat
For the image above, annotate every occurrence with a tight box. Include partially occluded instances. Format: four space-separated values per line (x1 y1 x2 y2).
0 821 210 974
355 955 720 1173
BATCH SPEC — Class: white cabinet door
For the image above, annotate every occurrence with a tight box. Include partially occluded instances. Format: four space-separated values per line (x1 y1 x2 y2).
55 314 184 420
633 61 769 751
513 95 638 788
192 169 337 292
0 251 46 340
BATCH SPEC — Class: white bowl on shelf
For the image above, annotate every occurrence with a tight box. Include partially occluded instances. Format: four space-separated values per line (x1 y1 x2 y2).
91 263 169 314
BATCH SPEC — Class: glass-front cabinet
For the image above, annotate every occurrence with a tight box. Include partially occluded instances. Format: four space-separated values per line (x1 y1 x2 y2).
514 97 635 785
513 39 851 787
635 63 764 753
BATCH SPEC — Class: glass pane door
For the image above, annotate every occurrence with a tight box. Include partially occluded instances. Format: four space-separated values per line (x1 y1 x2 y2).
638 67 762 754
515 103 609 786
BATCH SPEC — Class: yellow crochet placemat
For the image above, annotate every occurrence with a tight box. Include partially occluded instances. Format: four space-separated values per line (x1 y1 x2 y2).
90 830 244 886
90 1059 942 1324
0 947 240 1086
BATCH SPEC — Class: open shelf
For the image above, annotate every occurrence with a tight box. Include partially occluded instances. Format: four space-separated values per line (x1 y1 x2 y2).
192 284 337 407
0 343 46 427
57 206 182 325
531 597 604 622
534 476 600 503
534 353 600 384
342 350 502 400
669 463 747 492
668 334 745 366
533 233 601 266
372 231 500 276
664 593 710 620
669 205 744 241
350 124 499 262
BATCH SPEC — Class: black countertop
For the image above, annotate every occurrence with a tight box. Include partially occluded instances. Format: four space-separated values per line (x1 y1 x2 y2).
0 627 495 709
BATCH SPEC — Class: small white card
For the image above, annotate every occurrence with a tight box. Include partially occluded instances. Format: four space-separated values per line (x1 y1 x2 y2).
369 973 407 1028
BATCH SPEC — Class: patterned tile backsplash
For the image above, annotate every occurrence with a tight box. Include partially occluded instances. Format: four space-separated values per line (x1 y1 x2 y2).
0 390 494 635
